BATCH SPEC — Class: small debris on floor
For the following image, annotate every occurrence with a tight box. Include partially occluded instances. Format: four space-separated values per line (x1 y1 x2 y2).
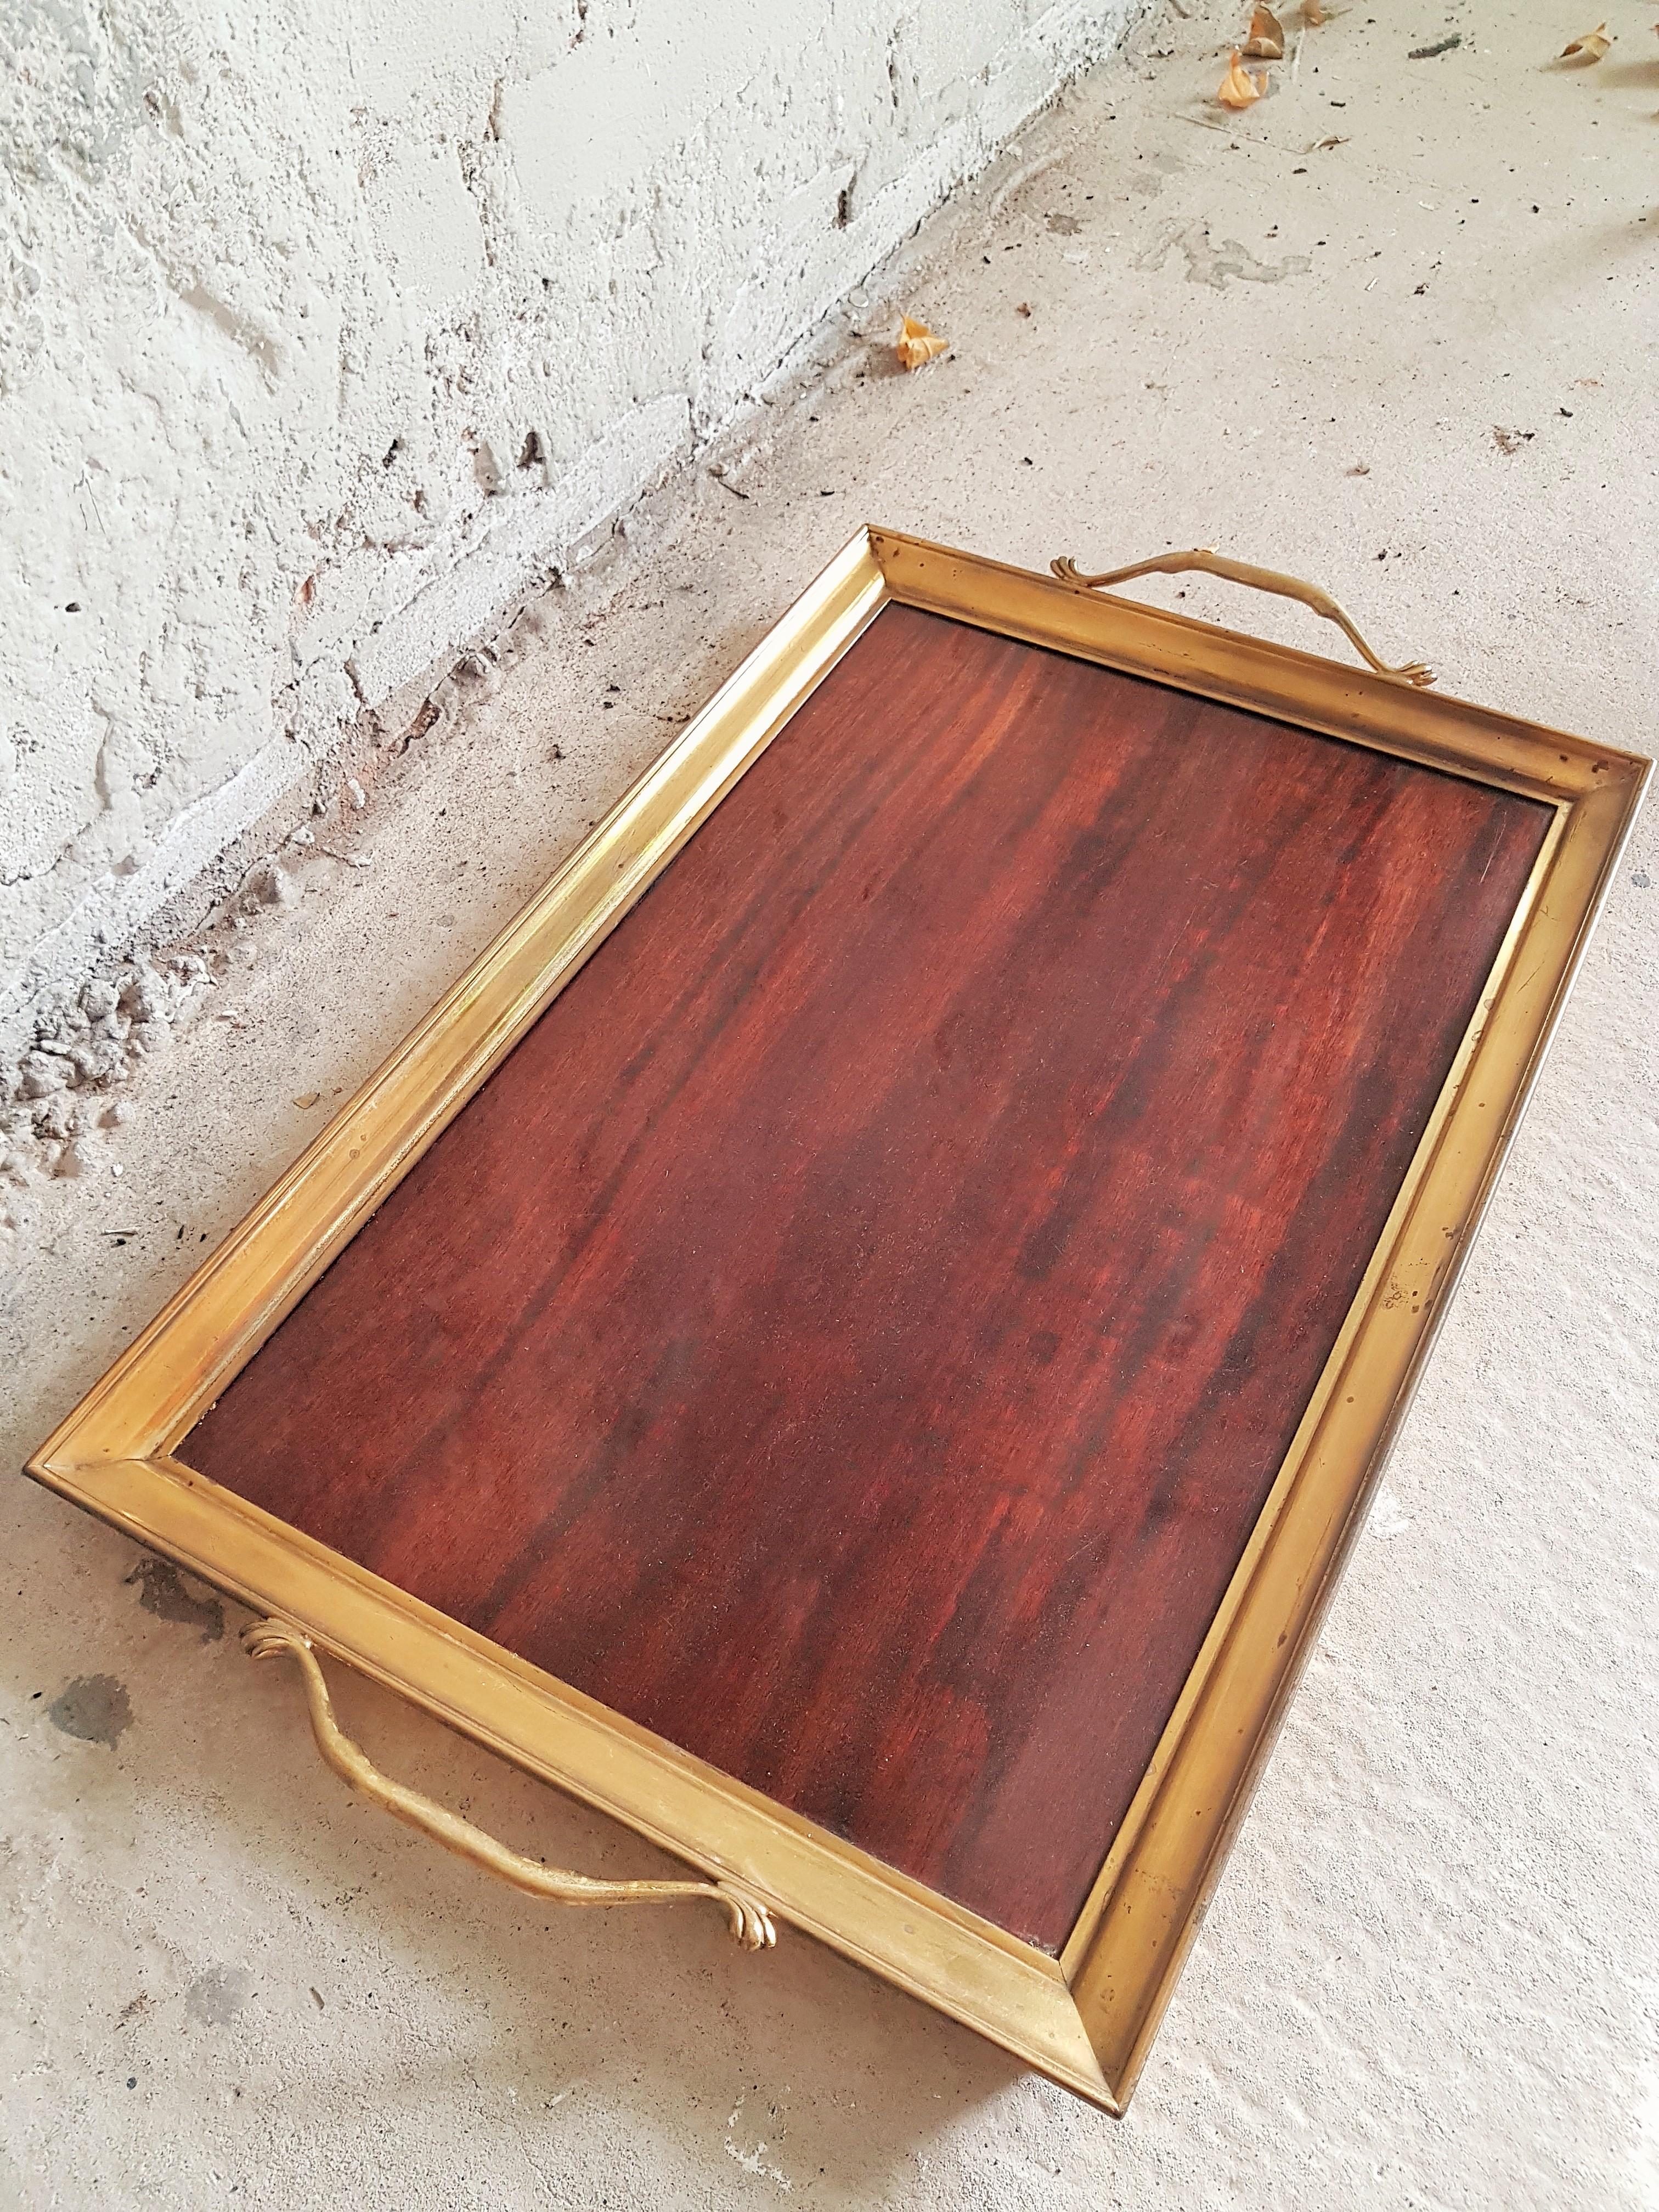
1015 301 1032 316
1556 22 1611 61
1408 34 1462 59
895 314 949 369
1492 426 1536 454
1217 50 1265 108
292 1092 320 1108
1243 5 1285 60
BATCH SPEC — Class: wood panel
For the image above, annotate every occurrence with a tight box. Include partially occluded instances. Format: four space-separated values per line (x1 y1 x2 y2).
184 605 1550 1949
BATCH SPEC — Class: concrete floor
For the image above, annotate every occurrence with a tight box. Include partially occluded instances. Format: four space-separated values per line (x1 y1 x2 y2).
4 2 1657 2205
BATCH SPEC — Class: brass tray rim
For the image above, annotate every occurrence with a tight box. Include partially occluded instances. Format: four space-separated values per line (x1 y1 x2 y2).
27 526 1650 2113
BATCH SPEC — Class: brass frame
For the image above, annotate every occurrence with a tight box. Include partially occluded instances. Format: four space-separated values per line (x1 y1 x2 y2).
26 528 1648 2113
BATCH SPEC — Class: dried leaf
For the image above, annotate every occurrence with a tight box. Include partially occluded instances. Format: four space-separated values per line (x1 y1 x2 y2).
895 314 948 370
1217 49 1266 106
292 1092 320 1109
1243 4 1285 58
1558 21 1611 58
1303 0 1327 21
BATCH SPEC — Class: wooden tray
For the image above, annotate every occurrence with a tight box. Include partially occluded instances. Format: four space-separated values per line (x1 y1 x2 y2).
28 531 1647 2111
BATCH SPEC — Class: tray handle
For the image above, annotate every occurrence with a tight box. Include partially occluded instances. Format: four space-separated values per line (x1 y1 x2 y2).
242 1620 776 1949
1051 548 1436 688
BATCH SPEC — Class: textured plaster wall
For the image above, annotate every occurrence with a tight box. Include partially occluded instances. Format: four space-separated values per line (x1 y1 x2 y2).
0 0 1138 1058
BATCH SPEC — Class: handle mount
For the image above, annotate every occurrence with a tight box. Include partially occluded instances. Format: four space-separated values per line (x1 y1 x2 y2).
1051 547 1435 687
244 1619 776 1949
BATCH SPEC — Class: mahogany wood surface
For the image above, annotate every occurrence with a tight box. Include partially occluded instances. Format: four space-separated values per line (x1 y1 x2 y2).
185 605 1550 1948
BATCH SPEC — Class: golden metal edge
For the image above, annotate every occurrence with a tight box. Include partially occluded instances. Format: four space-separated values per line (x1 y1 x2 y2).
26 522 1113 2108
26 1449 1107 2103
868 528 1649 2098
874 526 1623 803
1053 793 1573 1980
1073 755 1648 2108
38 525 889 1471
24 523 1649 2118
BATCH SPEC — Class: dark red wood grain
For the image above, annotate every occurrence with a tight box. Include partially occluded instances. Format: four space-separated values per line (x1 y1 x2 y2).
184 604 1549 1949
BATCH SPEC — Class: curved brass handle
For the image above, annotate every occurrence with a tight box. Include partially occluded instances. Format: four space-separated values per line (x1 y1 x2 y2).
1051 548 1436 688
242 1620 776 1949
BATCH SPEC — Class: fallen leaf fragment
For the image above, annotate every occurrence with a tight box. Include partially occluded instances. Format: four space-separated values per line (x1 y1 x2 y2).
1243 4 1285 58
1217 49 1265 106
1303 0 1327 21
292 1092 320 1109
1558 22 1611 58
1315 134 1348 149
895 314 948 370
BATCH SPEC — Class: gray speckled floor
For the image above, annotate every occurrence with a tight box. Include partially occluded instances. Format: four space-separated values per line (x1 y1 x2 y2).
4 4 1656 2205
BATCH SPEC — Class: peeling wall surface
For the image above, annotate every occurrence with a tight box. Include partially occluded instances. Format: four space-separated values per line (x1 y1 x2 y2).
0 0 1136 1053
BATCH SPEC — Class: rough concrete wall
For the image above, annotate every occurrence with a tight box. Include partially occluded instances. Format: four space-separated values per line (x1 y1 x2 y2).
0 0 1138 1055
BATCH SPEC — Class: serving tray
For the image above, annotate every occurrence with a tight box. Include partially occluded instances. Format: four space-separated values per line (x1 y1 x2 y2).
29 529 1646 2111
